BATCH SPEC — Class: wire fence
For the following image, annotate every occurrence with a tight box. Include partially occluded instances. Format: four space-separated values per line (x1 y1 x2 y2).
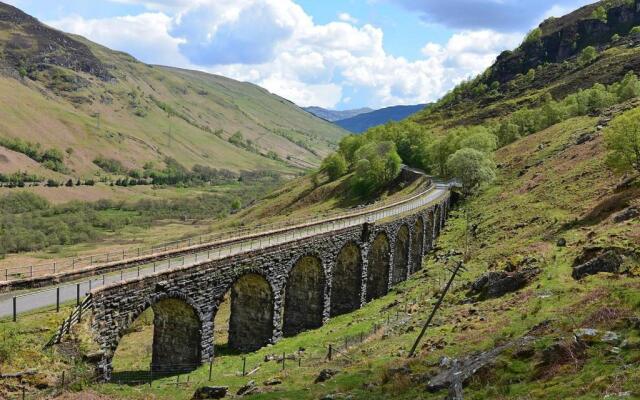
2 249 466 400
0 177 443 282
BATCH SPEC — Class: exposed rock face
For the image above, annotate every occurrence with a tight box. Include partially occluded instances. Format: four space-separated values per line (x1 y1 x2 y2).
489 0 640 84
572 250 623 280
469 267 540 300
0 2 113 81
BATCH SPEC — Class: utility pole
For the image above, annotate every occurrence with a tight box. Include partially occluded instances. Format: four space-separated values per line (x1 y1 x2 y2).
408 261 465 358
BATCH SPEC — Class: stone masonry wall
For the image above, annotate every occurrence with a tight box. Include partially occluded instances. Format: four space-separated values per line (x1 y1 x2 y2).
90 194 451 379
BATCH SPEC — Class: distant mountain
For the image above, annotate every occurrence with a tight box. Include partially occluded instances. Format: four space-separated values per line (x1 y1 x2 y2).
336 104 428 133
303 107 374 122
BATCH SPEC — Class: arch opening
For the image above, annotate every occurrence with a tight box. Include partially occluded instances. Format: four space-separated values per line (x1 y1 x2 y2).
219 273 275 353
392 225 410 284
283 255 325 336
411 217 424 273
111 297 202 381
366 233 390 301
330 242 362 317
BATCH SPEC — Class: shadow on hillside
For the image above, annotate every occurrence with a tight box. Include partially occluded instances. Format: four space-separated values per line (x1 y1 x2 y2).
559 185 640 230
110 369 186 386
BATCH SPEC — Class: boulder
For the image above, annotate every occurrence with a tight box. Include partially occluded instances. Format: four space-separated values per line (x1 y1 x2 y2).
468 268 540 300
315 369 340 383
613 207 639 223
237 380 257 396
572 251 623 280
192 386 228 399
263 378 282 386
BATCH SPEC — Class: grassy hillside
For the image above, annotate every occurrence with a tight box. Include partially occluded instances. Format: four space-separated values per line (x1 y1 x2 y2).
1 1 639 399
0 2 346 183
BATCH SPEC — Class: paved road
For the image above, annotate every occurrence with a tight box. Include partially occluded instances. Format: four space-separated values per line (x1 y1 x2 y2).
0 185 449 319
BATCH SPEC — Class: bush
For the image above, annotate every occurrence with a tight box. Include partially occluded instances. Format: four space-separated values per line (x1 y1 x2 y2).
0 137 67 172
630 26 640 35
590 6 607 23
604 107 640 173
93 157 126 174
0 192 49 214
578 46 598 66
524 28 542 44
322 153 348 181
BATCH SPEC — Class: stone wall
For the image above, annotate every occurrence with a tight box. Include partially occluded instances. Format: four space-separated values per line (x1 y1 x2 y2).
90 194 451 380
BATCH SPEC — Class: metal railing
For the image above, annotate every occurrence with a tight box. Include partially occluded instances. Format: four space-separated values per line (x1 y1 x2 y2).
1 177 447 283
2 179 454 320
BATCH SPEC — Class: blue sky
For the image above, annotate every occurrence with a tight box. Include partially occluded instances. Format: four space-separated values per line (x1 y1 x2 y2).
6 0 593 109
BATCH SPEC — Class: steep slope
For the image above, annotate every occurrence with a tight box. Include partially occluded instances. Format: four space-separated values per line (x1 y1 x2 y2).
336 103 428 132
413 0 640 127
0 2 347 179
303 106 373 122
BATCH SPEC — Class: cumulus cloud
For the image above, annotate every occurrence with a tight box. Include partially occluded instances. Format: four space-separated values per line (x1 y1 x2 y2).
388 0 593 32
338 12 358 24
51 0 527 108
49 13 189 67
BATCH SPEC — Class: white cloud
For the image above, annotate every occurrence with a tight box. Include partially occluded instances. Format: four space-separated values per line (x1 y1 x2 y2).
51 0 525 108
49 13 190 67
338 12 358 24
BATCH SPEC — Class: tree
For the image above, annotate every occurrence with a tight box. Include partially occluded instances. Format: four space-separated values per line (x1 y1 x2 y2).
321 153 348 181
459 131 497 154
446 148 496 196
578 46 598 66
351 141 402 196
604 107 640 173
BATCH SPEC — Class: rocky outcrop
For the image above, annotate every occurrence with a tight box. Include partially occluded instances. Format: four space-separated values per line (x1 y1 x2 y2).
489 0 640 84
468 267 540 300
0 2 113 81
192 386 228 399
572 250 623 280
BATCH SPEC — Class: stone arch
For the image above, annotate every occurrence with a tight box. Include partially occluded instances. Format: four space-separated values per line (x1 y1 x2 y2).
411 217 425 273
283 255 326 336
111 292 204 374
330 241 363 317
366 232 390 301
218 273 275 352
392 224 410 284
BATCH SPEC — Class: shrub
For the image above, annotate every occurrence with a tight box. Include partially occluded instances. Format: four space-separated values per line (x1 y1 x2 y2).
630 26 640 35
604 107 640 173
590 6 607 23
93 157 126 174
322 153 348 181
578 46 598 66
0 192 49 214
524 28 542 44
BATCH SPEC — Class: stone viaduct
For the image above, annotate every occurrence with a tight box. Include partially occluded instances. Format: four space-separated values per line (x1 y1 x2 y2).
89 190 452 379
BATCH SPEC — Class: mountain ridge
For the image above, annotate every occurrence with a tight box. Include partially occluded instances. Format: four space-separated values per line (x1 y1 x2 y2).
303 106 374 122
336 103 428 133
0 1 348 180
